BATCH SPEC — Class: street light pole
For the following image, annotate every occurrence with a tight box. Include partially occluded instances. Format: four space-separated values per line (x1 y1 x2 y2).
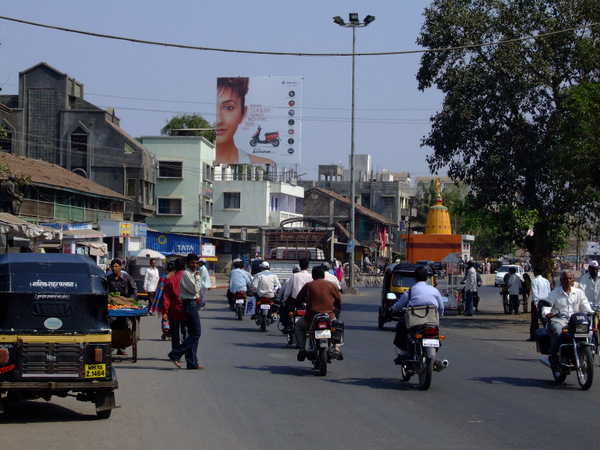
333 13 375 294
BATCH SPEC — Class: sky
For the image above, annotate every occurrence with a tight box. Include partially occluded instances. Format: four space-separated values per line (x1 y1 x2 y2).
0 0 445 183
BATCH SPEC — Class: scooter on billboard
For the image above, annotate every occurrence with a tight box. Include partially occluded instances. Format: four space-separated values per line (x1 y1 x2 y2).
249 126 280 147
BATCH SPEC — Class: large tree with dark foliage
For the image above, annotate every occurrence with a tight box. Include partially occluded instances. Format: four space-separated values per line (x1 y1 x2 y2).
417 0 600 274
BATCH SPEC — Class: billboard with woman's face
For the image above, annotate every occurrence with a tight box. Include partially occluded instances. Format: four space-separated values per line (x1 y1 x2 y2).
216 76 302 165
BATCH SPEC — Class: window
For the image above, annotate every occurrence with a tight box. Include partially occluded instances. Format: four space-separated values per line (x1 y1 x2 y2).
204 200 213 218
158 161 183 178
157 198 183 215
382 197 395 207
204 163 214 181
224 192 240 209
126 179 136 197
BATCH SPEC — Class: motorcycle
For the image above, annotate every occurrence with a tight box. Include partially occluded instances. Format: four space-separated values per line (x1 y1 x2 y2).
280 304 306 346
232 290 247 321
300 312 344 376
390 295 448 390
254 297 280 332
535 300 595 390
249 126 280 147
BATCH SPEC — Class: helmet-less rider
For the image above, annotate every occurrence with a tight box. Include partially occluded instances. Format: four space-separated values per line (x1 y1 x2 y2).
391 266 445 364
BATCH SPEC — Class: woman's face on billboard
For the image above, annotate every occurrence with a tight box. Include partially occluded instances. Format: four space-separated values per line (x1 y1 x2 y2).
216 87 247 146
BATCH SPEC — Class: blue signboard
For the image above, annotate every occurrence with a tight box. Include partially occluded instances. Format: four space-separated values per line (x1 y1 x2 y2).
146 231 199 255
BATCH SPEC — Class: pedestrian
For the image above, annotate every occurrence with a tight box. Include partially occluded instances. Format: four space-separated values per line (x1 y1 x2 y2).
579 260 600 307
528 267 551 341
507 267 521 314
167 253 204 370
163 258 188 347
197 258 211 310
0 175 23 215
461 261 477 316
143 258 160 308
107 258 138 356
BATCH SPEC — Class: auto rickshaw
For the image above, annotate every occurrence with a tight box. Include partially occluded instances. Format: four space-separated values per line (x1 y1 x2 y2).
0 253 118 418
378 262 436 329
126 256 166 302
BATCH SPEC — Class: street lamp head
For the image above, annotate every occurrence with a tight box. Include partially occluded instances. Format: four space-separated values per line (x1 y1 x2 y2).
364 15 376 26
333 16 345 26
349 13 359 23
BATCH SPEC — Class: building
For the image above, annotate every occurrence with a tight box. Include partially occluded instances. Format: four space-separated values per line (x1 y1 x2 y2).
139 135 215 236
303 186 396 265
305 159 415 256
0 151 128 259
211 165 304 269
0 62 156 222
403 182 474 264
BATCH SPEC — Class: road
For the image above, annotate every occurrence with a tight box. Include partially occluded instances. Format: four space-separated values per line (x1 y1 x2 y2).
0 283 598 449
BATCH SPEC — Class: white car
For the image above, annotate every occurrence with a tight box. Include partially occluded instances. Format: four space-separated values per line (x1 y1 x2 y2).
494 265 524 287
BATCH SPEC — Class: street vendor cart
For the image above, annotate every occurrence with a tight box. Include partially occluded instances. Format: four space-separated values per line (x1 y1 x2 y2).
108 307 147 363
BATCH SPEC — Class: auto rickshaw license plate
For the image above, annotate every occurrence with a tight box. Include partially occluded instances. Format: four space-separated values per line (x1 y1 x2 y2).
85 364 106 378
422 339 439 348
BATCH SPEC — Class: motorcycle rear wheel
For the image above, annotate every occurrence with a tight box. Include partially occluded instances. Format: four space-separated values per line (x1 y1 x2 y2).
260 315 267 332
236 306 243 321
576 347 594 390
418 356 433 390
317 347 328 376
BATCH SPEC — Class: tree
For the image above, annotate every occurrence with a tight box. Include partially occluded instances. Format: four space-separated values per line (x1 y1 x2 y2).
161 114 216 142
416 0 600 275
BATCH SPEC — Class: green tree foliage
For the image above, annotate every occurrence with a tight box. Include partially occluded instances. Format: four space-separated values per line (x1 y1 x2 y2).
161 114 216 142
416 0 600 275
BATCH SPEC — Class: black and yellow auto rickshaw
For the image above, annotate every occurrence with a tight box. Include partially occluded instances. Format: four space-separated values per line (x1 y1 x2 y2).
378 262 436 329
0 253 117 418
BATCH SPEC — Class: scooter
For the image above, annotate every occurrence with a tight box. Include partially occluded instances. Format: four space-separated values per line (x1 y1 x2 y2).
249 126 280 147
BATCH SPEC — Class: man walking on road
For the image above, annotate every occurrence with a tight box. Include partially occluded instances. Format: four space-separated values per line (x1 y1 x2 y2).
579 260 600 307
528 267 551 341
168 253 204 370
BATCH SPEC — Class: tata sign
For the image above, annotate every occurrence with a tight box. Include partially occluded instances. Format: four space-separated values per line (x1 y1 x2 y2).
146 231 199 255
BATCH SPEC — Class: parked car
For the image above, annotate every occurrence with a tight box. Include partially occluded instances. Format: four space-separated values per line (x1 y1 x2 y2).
494 264 524 287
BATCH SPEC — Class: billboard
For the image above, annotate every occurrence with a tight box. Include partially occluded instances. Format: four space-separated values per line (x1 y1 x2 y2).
216 76 302 165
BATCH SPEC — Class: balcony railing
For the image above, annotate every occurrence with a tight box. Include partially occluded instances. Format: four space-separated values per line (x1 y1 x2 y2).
19 199 123 223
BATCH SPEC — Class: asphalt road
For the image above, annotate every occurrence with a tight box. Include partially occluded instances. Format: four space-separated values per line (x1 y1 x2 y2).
0 283 598 449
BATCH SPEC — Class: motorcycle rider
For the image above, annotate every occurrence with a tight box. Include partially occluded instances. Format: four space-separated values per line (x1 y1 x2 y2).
392 266 445 364
227 259 253 310
250 261 281 318
579 260 600 307
545 270 598 363
294 266 343 361
280 258 312 333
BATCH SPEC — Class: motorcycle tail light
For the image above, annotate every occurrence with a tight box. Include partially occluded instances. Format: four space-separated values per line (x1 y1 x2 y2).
422 327 439 337
317 322 328 329
94 347 103 363
296 310 306 316
0 348 8 364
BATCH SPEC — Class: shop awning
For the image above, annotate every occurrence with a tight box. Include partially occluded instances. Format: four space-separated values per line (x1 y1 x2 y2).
62 229 106 239
76 241 108 257
0 213 62 240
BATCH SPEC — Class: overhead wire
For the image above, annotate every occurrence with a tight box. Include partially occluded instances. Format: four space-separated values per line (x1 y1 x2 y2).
0 15 597 57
